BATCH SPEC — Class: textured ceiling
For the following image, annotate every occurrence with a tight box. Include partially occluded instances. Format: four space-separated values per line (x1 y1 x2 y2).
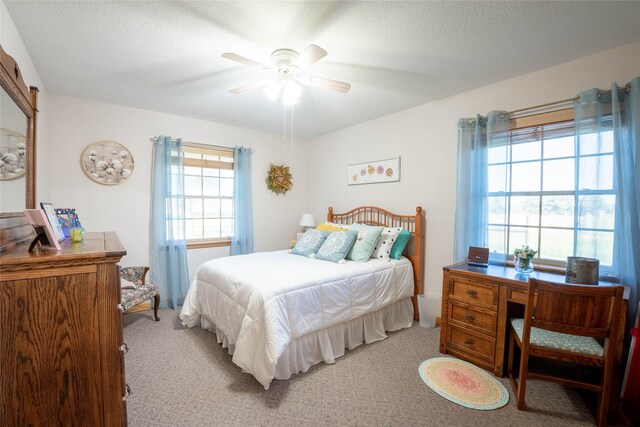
4 1 640 139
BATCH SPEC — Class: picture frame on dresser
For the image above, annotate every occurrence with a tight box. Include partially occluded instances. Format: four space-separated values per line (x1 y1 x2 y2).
24 208 61 250
40 202 65 242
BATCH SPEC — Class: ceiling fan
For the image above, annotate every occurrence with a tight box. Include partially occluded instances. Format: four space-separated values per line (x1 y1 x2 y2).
222 44 351 105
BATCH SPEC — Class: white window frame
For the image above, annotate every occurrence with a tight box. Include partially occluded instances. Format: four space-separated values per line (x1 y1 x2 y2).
487 109 617 272
182 143 234 249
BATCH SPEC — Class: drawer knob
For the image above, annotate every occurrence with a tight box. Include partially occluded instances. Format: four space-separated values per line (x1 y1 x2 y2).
122 383 132 401
120 343 129 354
116 303 127 313
466 290 478 296
466 315 476 321
464 338 475 345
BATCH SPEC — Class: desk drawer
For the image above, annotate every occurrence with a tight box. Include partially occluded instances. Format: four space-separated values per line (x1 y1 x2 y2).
450 279 498 309
450 303 497 336
508 289 528 304
448 325 496 363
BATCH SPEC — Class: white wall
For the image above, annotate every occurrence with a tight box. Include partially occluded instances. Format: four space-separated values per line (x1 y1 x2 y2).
45 94 309 276
306 40 640 298
1 0 48 208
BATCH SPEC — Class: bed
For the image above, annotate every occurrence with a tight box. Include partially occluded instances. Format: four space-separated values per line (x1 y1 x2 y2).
180 206 425 389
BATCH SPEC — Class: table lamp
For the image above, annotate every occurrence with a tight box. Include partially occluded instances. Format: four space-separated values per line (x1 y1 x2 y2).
299 213 316 231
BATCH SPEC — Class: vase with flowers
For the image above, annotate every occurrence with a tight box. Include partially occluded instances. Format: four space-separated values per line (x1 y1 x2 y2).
513 245 537 275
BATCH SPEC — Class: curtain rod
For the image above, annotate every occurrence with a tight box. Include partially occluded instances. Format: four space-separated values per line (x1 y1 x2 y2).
466 84 632 125
149 137 254 153
509 84 631 116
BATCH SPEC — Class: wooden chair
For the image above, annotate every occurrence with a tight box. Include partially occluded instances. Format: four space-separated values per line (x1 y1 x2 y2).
120 266 160 321
508 278 624 427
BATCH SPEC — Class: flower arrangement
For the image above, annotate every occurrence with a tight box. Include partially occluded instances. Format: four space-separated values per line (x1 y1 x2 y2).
513 245 537 260
266 164 293 195
513 245 537 274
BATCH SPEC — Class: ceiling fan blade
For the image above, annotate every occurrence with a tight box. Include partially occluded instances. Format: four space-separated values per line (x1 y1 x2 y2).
290 44 327 70
301 76 351 93
229 79 272 94
222 52 269 69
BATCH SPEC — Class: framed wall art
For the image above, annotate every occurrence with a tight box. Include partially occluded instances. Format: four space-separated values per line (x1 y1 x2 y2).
81 141 134 185
0 128 26 180
348 157 400 185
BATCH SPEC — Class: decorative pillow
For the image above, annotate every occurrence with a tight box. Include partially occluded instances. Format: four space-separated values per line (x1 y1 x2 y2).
314 230 358 263
316 223 348 233
291 229 329 257
371 227 402 260
347 223 384 262
390 229 411 260
120 278 137 290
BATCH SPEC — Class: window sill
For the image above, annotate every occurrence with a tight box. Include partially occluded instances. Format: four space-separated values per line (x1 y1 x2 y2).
507 261 566 275
187 240 231 250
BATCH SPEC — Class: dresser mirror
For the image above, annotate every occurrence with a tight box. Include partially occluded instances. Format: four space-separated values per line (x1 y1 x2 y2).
0 44 38 214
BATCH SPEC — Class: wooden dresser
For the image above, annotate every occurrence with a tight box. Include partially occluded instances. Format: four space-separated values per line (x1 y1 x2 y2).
0 232 128 426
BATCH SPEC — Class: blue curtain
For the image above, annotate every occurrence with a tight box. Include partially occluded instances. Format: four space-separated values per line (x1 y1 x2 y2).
230 146 254 255
150 136 190 308
574 77 639 328
454 111 509 264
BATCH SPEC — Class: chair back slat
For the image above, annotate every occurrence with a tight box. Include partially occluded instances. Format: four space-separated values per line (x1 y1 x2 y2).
528 279 623 338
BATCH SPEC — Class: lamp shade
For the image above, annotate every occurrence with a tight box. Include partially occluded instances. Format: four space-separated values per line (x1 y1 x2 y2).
299 213 316 228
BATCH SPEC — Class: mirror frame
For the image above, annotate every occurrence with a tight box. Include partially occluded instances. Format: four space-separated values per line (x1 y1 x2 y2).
0 43 38 211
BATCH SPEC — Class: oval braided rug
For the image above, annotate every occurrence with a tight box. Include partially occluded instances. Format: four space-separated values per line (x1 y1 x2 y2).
418 357 509 410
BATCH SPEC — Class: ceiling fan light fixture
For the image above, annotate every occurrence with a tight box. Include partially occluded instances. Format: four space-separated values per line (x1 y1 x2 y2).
282 80 302 106
264 82 281 101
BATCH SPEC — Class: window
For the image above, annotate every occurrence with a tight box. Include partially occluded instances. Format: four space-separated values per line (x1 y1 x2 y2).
487 111 616 268
182 144 234 246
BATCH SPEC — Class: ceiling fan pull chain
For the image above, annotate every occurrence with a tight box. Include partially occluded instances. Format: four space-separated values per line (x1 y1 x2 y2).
283 101 287 164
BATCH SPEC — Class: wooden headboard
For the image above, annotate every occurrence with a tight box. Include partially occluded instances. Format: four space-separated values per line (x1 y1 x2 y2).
327 206 425 320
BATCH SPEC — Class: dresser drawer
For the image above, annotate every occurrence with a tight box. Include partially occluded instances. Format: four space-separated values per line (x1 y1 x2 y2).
450 279 498 309
449 302 497 336
447 325 496 363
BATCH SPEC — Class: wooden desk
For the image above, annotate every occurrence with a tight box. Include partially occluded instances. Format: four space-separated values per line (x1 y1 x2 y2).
439 263 629 416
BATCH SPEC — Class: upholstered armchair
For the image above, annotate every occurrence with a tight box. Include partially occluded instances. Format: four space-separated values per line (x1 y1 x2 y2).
120 266 160 321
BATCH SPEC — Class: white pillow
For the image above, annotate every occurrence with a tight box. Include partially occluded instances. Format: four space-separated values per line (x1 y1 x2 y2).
371 227 402 261
121 278 136 289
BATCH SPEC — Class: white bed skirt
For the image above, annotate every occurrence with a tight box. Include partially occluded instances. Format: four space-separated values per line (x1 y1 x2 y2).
199 297 414 384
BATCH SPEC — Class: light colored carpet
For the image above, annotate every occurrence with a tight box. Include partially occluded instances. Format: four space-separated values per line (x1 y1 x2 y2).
123 308 604 426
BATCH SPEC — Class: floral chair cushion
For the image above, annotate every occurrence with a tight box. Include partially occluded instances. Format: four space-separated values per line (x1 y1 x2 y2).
121 284 159 311
120 266 159 312
511 318 604 357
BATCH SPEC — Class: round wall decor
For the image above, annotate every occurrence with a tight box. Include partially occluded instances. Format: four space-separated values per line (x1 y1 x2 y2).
266 163 293 195
0 128 26 180
81 141 134 185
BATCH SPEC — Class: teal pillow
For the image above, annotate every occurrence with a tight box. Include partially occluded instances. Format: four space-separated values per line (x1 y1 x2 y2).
347 223 384 262
291 229 329 257
390 229 411 259
314 230 358 263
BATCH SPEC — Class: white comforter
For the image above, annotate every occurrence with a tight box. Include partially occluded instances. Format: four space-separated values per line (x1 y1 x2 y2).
180 250 414 388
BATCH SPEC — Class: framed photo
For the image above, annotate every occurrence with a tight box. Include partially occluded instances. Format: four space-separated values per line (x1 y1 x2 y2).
55 208 81 238
348 157 400 185
24 209 61 250
40 202 65 242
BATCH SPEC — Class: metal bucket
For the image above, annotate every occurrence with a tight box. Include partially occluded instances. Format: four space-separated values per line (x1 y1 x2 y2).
565 257 599 285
